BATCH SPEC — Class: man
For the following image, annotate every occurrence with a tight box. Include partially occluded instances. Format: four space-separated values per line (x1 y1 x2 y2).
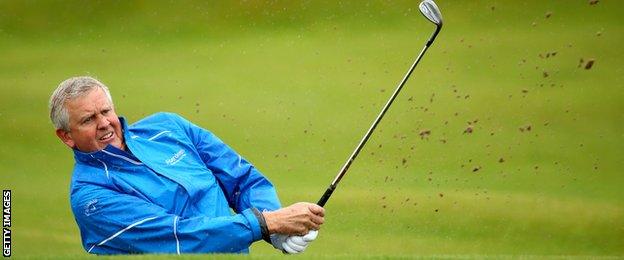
49 76 325 254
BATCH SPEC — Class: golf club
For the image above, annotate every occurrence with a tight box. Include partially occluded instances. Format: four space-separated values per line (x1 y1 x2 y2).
317 0 443 207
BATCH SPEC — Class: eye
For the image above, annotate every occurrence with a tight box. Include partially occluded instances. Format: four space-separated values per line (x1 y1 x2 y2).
102 109 110 115
82 116 93 124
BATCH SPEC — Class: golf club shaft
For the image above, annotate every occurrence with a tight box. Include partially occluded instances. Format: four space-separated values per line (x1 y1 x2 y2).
317 43 432 207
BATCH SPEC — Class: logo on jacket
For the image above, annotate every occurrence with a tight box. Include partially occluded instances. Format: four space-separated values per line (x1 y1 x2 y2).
166 149 186 165
84 199 98 216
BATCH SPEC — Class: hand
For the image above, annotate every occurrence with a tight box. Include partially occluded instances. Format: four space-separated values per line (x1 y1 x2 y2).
270 230 319 254
263 202 324 236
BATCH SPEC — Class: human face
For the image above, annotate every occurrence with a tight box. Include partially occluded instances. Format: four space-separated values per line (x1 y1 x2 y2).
55 88 125 152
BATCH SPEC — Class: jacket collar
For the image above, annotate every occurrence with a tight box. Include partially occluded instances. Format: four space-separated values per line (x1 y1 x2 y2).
72 117 143 166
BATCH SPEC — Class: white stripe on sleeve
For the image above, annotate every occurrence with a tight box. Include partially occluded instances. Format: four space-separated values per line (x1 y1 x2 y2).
173 216 180 255
87 216 158 253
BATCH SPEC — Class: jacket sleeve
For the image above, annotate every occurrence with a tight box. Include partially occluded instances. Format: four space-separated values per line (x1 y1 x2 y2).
71 183 263 254
172 113 281 213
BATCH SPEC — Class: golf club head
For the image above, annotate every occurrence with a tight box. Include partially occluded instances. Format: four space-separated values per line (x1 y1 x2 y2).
419 0 443 27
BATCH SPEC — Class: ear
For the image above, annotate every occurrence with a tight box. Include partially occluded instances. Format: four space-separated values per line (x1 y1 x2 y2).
56 128 75 148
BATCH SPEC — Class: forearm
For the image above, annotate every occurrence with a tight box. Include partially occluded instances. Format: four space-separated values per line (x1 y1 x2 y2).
174 208 263 253
73 186 264 254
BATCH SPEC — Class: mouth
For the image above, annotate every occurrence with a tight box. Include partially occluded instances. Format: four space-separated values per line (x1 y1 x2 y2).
99 132 114 142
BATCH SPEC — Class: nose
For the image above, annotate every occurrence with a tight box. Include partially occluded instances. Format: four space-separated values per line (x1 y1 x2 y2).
96 114 111 129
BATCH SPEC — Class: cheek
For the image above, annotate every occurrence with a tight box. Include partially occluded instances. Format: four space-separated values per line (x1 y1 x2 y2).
109 117 120 127
109 118 123 134
77 127 98 140
70 127 98 150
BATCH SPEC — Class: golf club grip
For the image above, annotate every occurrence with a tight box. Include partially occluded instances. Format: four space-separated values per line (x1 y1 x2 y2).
317 184 336 207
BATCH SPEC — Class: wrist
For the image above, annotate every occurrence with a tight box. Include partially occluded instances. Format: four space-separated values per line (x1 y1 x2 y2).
262 211 277 233
251 208 271 243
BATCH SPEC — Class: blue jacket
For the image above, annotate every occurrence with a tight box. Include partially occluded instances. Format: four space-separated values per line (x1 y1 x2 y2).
69 112 281 254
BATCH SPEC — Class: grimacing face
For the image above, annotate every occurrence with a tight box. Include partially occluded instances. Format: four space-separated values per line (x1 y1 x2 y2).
55 88 125 152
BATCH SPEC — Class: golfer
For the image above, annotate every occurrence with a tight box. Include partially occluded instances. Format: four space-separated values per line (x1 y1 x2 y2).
49 76 325 255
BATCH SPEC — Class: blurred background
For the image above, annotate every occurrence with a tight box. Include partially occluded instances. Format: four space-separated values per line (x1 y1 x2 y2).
1 0 622 258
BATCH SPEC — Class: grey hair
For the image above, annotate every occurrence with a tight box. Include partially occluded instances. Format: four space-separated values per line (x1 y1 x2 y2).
49 76 113 131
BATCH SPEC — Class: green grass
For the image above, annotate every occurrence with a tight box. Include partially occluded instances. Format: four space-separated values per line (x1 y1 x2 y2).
1 0 622 258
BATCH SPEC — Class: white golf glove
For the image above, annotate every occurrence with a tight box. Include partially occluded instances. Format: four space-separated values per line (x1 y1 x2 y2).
270 230 319 254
